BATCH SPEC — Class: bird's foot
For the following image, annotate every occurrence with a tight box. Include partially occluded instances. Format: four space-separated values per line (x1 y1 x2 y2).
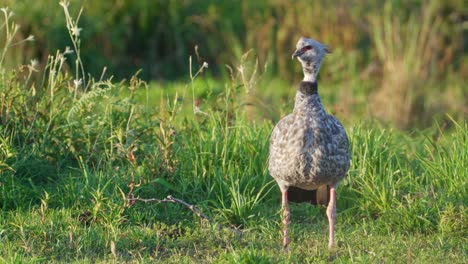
283 237 290 252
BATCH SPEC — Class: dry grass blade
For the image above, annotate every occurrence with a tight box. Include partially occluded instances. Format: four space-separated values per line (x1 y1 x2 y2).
369 1 445 128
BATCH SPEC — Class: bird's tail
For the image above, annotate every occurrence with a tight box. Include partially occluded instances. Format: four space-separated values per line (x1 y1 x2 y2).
288 185 330 206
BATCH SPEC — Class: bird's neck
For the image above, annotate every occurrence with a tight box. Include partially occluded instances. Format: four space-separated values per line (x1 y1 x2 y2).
298 81 318 95
302 71 317 82
293 81 324 114
301 61 318 82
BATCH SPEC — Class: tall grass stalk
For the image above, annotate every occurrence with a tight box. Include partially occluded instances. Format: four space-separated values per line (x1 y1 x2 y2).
0 7 34 69
0 7 17 66
59 0 86 90
370 1 444 128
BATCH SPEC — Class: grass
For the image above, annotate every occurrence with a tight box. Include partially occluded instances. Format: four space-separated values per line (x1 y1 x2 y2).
1 119 467 263
0 2 467 263
2 0 466 128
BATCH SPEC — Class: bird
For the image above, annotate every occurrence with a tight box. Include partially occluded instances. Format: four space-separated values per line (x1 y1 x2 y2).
268 37 350 250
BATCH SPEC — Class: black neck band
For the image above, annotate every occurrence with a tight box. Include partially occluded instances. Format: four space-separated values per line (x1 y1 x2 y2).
299 81 318 95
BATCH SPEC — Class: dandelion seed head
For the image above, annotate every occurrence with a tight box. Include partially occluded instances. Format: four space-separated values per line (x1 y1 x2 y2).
64 46 74 55
0 7 13 17
71 26 82 37
59 1 69 8
74 79 82 88
30 59 39 71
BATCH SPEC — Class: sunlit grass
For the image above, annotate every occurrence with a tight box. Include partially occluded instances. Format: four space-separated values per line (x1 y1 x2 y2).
0 2 467 263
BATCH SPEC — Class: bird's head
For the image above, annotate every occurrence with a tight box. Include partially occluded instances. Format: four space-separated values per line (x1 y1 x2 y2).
292 37 331 82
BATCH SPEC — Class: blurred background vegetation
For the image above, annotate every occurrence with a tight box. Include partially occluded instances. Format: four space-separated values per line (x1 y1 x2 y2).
0 0 466 128
1 1 467 261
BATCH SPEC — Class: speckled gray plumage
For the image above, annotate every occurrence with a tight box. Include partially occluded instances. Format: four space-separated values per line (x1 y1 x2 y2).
268 82 350 192
271 36 350 250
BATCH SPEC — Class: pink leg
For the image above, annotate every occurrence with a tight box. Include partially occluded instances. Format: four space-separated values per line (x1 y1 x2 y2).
282 189 290 251
326 186 337 249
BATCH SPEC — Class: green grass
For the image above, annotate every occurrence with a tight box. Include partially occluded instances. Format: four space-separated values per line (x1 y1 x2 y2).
0 2 467 263
2 0 466 128
0 119 467 263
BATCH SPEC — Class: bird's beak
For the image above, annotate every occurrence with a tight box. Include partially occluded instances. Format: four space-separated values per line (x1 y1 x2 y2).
291 49 303 60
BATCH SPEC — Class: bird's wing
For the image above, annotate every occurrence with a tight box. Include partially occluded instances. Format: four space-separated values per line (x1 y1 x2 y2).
327 114 351 168
269 114 294 151
268 114 296 173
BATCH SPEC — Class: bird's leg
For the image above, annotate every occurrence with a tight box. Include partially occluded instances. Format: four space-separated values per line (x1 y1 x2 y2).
326 186 337 249
282 189 290 251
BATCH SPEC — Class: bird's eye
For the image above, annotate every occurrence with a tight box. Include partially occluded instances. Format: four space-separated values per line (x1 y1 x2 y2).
303 45 313 51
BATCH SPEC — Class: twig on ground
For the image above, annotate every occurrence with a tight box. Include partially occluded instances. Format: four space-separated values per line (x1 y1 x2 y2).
126 179 242 235
127 192 242 235
128 195 211 222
